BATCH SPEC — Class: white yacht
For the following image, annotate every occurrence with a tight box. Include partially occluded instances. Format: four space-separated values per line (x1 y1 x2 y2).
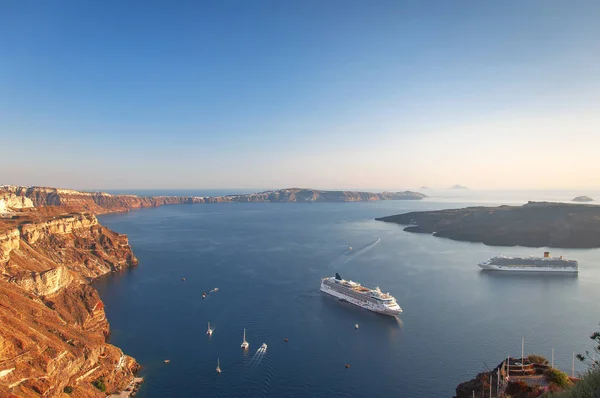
241 329 249 349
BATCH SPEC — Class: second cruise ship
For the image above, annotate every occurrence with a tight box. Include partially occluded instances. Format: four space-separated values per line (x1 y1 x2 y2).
478 252 578 273
320 273 402 316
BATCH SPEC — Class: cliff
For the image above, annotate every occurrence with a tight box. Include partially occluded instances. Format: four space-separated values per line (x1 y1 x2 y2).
0 211 139 397
376 201 600 248
220 188 426 203
1 186 426 214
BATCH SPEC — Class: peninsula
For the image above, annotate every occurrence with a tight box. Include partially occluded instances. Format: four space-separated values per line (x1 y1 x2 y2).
376 201 600 248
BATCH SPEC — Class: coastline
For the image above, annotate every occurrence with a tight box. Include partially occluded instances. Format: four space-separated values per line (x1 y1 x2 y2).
110 377 144 397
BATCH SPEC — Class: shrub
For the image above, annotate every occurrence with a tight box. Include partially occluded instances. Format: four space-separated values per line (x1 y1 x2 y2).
527 354 549 365
544 368 572 389
92 378 106 392
63 386 74 394
505 380 532 396
547 367 600 397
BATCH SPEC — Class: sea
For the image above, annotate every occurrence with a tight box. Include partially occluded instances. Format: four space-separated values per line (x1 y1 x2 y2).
94 189 600 397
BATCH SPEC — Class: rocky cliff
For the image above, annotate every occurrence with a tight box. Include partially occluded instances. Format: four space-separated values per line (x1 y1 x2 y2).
0 211 139 397
376 201 600 248
1 186 426 214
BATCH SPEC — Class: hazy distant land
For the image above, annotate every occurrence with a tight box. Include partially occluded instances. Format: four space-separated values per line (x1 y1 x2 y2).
376 201 600 248
572 195 594 202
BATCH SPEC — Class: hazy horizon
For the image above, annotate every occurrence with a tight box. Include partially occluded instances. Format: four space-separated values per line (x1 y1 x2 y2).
2 1 599 190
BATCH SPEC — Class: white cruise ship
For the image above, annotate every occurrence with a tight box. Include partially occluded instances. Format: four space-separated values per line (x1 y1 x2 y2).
478 252 578 273
320 273 402 316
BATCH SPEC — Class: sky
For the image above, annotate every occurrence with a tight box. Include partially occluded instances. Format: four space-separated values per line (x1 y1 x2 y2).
1 0 599 191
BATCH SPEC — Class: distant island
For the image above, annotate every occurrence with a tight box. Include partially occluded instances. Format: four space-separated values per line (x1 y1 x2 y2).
375 201 600 248
449 184 468 190
572 195 594 202
420 186 430 190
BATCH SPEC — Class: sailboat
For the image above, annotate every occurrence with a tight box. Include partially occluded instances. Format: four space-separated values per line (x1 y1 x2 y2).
207 321 213 336
216 357 221 374
241 328 249 349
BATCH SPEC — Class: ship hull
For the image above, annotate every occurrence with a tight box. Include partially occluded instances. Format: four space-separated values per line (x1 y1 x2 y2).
478 263 578 273
320 282 401 316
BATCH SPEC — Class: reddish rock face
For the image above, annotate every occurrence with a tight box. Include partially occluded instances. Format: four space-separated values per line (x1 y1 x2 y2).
0 211 139 397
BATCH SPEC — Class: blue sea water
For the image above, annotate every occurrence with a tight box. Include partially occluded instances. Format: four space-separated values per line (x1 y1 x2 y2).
95 194 600 397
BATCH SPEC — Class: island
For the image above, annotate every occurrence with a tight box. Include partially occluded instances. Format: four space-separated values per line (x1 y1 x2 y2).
572 195 594 202
449 184 469 189
375 201 600 248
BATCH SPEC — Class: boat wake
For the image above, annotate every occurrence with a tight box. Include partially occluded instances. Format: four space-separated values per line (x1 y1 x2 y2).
328 238 381 269
249 346 267 367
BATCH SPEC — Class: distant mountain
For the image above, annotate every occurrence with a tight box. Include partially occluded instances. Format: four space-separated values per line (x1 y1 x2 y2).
449 185 468 190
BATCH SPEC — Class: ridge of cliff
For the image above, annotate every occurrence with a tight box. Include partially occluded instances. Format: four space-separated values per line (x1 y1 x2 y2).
0 210 140 397
1 186 426 214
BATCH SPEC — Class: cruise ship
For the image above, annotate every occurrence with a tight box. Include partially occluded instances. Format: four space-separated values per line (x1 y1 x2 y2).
478 252 578 273
320 273 402 316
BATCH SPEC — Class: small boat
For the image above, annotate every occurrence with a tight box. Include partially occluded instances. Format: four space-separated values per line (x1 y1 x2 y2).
348 246 352 251
284 338 289 342
260 343 267 350
164 359 170 364
241 329 249 349
216 358 221 374
207 322 213 336
345 364 350 368
202 292 207 299
210 287 219 293
181 277 186 281
355 324 359 329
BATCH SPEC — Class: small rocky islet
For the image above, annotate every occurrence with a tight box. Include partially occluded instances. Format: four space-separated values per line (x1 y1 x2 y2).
572 195 594 202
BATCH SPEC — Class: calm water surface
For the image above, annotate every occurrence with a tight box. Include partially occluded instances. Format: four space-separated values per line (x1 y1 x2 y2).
95 197 600 397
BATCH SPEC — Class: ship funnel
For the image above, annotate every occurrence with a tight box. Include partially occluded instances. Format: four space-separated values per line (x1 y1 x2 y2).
335 273 342 280
544 251 550 258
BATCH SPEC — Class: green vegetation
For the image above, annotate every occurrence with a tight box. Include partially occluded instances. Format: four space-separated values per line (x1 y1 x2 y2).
545 368 600 397
544 368 572 389
545 323 600 397
528 354 549 365
63 386 74 394
92 378 106 392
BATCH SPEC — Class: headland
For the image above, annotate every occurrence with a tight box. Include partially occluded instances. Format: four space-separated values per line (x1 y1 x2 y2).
376 201 600 248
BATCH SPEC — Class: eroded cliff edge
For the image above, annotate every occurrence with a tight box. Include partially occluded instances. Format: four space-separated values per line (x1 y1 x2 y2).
1 186 426 215
0 210 140 397
376 201 600 248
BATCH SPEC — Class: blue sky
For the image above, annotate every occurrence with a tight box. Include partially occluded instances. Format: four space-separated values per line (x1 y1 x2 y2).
2 1 599 190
